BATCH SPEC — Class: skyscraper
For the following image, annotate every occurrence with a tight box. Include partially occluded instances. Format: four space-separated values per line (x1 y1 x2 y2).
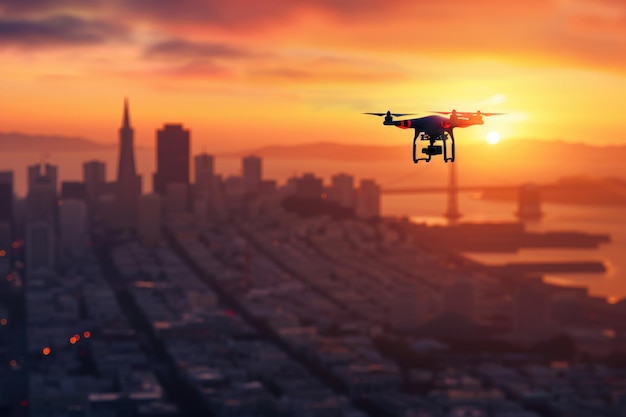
356 179 381 219
25 221 56 276
59 200 88 260
116 99 141 229
329 173 356 209
154 124 190 195
194 153 214 200
83 160 106 204
61 181 87 201
28 163 58 194
26 177 57 224
242 155 262 194
0 171 13 223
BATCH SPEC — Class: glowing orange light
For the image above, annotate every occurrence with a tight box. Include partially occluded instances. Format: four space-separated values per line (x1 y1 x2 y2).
0 250 6 257
69 337 77 344
73 333 80 341
0 318 7 325
42 347 51 356
83 331 91 338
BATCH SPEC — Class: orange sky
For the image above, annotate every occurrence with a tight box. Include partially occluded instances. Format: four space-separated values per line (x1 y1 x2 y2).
1 0 625 151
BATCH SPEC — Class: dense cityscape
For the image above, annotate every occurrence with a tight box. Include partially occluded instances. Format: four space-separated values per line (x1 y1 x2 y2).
3 101 626 417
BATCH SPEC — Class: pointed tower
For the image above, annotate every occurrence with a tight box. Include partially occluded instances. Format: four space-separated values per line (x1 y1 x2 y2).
118 98 136 181
116 99 141 230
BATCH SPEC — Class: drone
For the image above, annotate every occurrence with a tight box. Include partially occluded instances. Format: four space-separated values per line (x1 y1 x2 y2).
365 110 503 163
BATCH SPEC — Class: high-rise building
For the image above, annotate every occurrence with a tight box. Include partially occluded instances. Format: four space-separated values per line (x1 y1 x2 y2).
356 179 381 219
83 160 106 203
25 221 56 276
154 124 190 195
26 177 57 224
0 221 11 276
116 99 141 229
138 194 162 241
165 182 190 216
242 155 262 194
329 173 356 209
28 163 57 194
296 173 323 200
59 200 88 259
61 181 87 201
194 153 214 200
0 171 13 224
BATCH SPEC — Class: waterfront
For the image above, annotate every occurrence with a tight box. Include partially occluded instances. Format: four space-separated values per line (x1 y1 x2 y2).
384 192 626 301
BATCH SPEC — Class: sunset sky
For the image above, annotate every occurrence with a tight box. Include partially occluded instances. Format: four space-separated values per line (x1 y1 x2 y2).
1 0 625 151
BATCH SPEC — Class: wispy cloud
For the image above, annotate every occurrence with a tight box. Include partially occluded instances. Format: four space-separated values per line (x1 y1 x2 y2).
0 15 127 48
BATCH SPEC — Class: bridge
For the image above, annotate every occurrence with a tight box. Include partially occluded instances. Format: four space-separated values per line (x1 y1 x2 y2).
382 185 518 194
382 183 583 194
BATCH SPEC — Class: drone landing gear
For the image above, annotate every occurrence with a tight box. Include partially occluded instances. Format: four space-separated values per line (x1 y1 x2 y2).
443 130 455 163
413 133 431 163
412 131 456 163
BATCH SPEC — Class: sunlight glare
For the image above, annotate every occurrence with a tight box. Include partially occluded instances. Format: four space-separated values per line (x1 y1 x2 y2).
486 131 501 145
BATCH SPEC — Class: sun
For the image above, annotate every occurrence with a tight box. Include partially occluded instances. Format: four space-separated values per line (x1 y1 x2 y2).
486 131 501 145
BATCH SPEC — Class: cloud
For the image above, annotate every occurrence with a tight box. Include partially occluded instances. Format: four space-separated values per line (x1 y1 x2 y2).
145 39 257 60
0 15 127 48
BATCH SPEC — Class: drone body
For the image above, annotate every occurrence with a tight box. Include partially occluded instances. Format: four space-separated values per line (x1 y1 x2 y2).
365 110 502 163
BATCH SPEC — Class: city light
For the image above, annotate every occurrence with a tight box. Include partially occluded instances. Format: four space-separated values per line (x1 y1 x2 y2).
69 336 77 345
42 347 51 356
83 331 91 338
0 249 6 257
0 318 7 326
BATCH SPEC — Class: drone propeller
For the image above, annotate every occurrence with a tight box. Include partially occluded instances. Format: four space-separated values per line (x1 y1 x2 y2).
363 112 416 117
430 110 506 117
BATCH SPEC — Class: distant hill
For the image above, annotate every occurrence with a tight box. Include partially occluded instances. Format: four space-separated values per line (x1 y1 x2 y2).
219 141 407 161
0 132 116 152
223 139 626 164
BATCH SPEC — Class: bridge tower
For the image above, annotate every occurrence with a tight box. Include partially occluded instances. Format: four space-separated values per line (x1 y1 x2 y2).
444 160 461 223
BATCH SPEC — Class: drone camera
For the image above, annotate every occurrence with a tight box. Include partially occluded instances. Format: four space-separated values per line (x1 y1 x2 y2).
422 145 443 156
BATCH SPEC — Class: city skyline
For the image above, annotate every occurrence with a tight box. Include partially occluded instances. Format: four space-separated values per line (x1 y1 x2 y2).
1 1 625 149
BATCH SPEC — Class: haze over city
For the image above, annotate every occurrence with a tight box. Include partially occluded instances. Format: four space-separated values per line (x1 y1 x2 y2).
2 1 626 417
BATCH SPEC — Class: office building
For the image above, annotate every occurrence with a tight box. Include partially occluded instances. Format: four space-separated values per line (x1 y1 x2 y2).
61 181 87 201
138 194 162 241
296 173 324 200
26 177 57 224
194 153 214 199
165 182 190 216
0 221 11 276
154 124 190 195
83 160 106 203
329 173 356 209
242 155 262 194
116 99 142 229
0 171 13 224
28 163 57 193
356 179 381 219
59 200 88 259
25 221 56 276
